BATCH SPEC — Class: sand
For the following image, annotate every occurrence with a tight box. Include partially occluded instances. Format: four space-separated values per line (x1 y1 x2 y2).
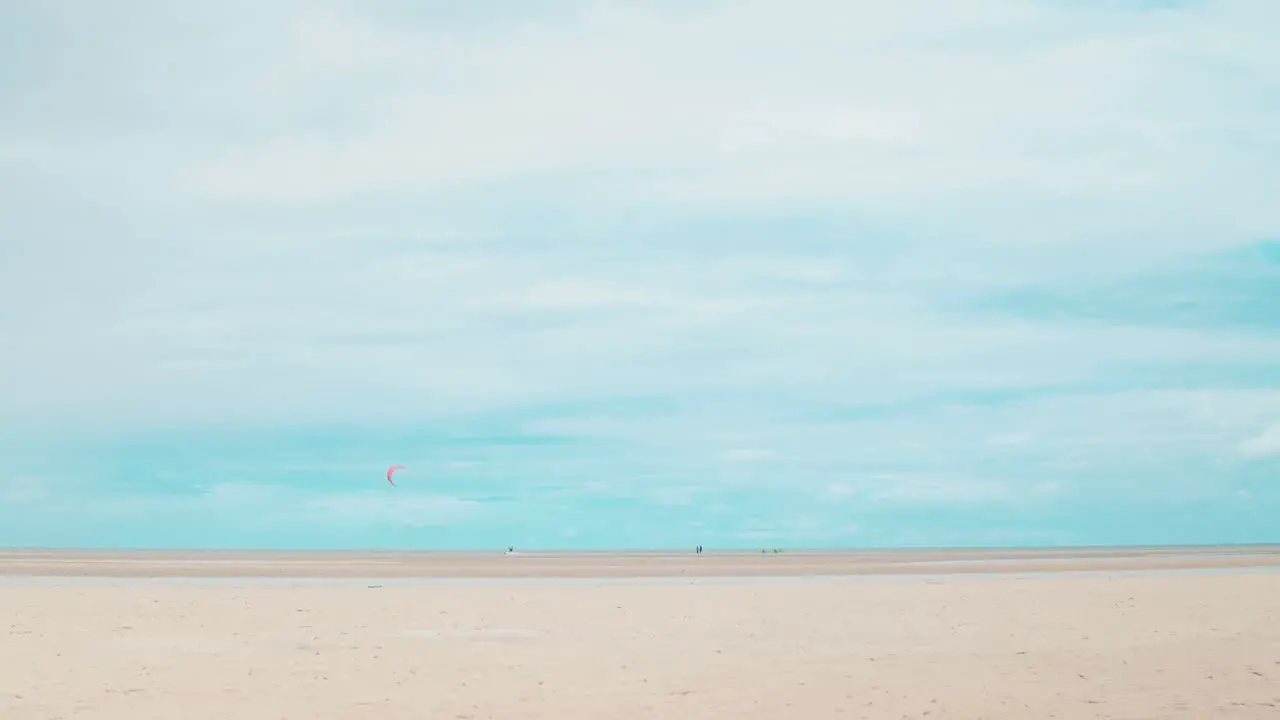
3 549 1280 719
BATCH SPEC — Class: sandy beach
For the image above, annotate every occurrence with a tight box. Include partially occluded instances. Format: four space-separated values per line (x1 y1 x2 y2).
3 549 1280 719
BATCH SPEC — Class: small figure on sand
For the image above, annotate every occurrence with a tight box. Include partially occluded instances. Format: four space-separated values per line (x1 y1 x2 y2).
696 544 703 555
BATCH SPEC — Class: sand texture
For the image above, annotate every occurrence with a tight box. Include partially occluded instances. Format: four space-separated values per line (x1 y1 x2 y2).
3 551 1280 719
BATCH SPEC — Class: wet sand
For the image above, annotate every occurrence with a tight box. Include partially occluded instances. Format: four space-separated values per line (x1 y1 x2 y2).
3 544 1280 579
3 548 1280 718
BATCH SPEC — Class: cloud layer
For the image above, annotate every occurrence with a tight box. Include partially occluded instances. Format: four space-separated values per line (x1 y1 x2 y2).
2 0 1279 548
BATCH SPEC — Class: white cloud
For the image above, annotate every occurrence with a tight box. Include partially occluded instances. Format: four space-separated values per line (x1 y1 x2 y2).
1241 424 1280 459
0 1 1271 249
198 482 290 506
853 471 1064 506
2 0 1279 448
722 448 776 463
303 492 481 526
150 0 1276 249
486 389 1280 503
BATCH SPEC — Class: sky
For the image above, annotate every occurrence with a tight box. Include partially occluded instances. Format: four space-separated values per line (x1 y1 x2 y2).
2 0 1279 550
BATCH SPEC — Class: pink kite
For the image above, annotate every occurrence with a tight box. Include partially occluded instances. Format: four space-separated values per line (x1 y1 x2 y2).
386 464 406 487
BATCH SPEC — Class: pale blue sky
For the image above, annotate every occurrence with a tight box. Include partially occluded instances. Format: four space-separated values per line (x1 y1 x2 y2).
2 0 1278 549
